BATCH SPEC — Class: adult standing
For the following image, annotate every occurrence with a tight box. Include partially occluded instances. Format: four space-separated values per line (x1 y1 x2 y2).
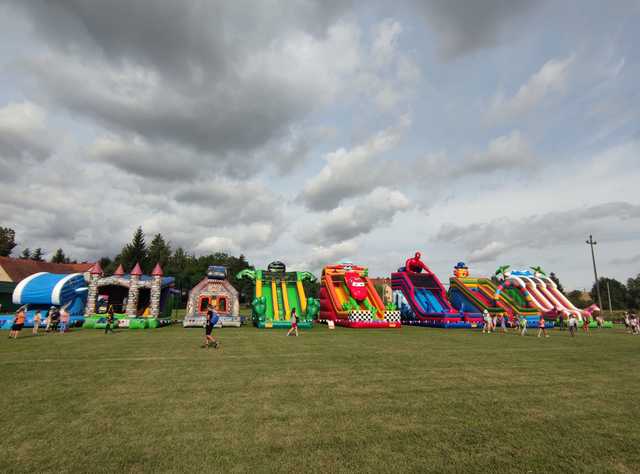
568 314 577 337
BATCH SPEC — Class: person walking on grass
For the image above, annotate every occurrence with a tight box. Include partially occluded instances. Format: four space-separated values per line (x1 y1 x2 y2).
492 314 498 333
519 314 528 336
105 307 115 334
32 310 42 336
568 314 577 337
286 308 299 337
630 313 639 335
9 306 26 339
557 312 565 331
537 315 549 338
202 304 220 349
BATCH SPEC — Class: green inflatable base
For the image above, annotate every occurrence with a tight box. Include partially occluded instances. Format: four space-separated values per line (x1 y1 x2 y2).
83 316 162 329
256 320 313 329
588 321 613 328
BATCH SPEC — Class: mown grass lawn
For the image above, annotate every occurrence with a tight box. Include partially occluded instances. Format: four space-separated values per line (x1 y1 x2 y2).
1 324 638 473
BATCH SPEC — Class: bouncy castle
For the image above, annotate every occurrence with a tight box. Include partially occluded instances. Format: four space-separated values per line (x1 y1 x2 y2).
237 261 318 329
184 266 240 328
391 253 481 328
320 262 401 328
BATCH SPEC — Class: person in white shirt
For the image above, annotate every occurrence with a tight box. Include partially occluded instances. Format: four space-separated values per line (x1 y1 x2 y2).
568 315 577 337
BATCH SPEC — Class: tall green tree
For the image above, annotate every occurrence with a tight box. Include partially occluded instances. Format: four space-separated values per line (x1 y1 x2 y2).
592 277 628 311
0 227 17 257
148 233 171 272
626 274 640 310
20 248 31 259
31 248 44 261
116 227 149 272
50 248 70 264
549 272 564 293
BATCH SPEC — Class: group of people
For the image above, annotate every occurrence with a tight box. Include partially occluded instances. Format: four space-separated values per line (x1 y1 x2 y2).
7 305 69 339
623 311 640 334
481 309 561 338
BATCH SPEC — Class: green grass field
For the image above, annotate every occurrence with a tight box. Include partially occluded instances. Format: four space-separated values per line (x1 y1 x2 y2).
1 325 639 473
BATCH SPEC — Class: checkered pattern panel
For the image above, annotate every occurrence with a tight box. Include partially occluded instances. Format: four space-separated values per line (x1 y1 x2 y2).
384 311 401 322
348 310 373 322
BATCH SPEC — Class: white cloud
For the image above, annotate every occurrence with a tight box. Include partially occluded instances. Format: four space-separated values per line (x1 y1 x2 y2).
487 54 575 122
300 116 410 210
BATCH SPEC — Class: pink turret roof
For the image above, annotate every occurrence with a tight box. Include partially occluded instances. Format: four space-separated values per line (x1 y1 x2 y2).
90 262 103 275
113 264 125 276
130 262 143 276
151 263 164 276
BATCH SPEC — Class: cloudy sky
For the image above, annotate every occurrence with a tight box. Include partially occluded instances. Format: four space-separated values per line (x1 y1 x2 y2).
1 0 639 290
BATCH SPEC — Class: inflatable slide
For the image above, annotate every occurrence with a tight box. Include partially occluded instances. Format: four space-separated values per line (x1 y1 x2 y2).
392 253 481 328
495 266 587 321
237 261 318 329
448 262 540 326
320 262 400 328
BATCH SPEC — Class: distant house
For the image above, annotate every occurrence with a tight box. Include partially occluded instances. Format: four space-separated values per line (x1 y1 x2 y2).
370 277 392 304
0 256 94 312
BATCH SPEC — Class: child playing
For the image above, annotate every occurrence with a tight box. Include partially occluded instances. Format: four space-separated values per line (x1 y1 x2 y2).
9 306 26 339
286 308 299 337
59 306 69 333
537 315 549 338
482 310 492 333
202 305 220 349
105 307 115 334
499 314 507 334
582 315 590 335
520 315 527 336
32 310 42 336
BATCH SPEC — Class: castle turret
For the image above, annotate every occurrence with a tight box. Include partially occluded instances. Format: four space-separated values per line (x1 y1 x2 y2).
125 263 143 317
85 262 103 315
150 263 164 318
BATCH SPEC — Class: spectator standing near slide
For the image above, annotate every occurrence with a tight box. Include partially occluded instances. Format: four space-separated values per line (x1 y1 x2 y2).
482 310 492 334
582 315 590 336
59 306 69 333
568 314 577 337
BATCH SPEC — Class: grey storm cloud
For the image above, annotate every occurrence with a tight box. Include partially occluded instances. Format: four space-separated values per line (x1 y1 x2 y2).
0 102 54 181
409 0 544 59
9 0 354 177
435 202 640 263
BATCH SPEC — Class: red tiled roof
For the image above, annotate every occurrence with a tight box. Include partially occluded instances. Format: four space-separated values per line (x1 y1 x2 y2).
0 256 94 283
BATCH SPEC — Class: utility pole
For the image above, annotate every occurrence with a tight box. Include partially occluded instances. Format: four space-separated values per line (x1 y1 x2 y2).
606 280 613 313
586 235 603 311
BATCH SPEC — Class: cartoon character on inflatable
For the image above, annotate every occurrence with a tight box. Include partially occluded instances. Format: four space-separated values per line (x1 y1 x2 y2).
345 271 368 301
405 252 431 274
